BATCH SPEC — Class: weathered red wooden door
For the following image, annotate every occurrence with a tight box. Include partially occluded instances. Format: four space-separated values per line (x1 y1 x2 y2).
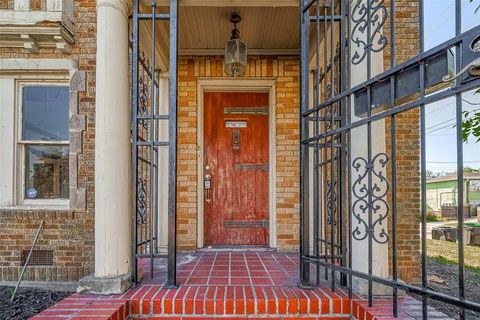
204 92 269 246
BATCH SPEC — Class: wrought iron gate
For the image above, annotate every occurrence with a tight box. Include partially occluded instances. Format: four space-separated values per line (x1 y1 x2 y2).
131 0 178 287
300 0 480 318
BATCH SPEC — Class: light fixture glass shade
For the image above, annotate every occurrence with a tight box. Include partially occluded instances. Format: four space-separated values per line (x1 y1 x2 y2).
224 38 247 77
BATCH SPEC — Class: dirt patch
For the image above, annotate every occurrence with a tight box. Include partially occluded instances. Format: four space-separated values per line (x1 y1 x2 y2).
0 286 71 320
421 257 480 319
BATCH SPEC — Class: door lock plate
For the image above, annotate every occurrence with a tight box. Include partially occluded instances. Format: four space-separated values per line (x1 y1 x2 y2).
224 220 269 228
235 163 269 171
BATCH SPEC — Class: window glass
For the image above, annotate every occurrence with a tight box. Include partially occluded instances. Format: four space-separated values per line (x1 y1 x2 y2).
22 86 69 141
24 145 69 200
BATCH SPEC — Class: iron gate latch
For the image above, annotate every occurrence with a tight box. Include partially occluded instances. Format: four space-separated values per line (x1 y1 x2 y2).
443 34 480 82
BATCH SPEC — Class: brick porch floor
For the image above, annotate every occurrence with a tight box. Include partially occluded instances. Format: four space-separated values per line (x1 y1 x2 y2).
31 251 449 319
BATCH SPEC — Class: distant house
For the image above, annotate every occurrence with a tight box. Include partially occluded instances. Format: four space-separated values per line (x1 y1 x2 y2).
426 172 480 215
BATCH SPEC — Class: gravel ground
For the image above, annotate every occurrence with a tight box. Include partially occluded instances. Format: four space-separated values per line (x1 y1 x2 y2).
0 286 71 320
420 257 480 320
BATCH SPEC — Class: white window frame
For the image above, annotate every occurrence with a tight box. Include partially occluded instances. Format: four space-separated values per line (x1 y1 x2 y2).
15 79 70 207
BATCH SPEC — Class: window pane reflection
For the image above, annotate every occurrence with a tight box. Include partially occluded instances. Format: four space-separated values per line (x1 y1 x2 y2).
22 86 69 141
25 145 69 200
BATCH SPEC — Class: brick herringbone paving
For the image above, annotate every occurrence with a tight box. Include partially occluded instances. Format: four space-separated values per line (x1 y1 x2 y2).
31 252 449 319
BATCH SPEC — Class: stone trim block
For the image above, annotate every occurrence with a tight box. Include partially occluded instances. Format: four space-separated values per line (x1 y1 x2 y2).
69 69 86 211
77 273 131 295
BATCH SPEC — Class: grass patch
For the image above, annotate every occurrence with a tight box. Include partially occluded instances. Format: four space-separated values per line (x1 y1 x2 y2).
427 215 442 222
465 222 480 228
434 255 456 266
427 239 480 273
471 266 480 276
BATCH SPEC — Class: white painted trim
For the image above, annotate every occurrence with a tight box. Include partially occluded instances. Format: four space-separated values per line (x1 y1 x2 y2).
0 25 74 41
0 59 78 72
0 204 69 211
14 0 30 11
46 0 63 12
0 79 15 207
15 81 70 207
0 71 71 209
196 78 277 249
23 199 69 206
0 10 62 24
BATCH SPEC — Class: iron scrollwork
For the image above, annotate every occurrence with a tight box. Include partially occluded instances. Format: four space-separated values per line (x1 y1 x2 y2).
137 177 148 224
138 76 149 116
350 0 388 65
138 52 151 129
351 152 389 244
326 178 337 226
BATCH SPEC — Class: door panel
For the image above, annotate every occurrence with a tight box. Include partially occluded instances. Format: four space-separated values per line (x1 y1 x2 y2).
204 92 269 246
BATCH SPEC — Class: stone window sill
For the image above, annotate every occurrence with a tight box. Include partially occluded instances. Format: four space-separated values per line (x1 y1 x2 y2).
0 204 70 212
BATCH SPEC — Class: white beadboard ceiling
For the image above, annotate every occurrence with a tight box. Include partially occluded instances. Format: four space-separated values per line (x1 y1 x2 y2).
138 5 301 71
177 6 300 55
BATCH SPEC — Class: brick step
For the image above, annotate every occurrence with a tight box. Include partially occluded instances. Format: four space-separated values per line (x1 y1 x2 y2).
127 285 351 318
139 317 351 319
352 297 453 320
31 287 351 320
31 290 451 320
31 297 129 320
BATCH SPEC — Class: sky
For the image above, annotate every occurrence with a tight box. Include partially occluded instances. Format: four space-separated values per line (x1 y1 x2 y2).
423 0 480 173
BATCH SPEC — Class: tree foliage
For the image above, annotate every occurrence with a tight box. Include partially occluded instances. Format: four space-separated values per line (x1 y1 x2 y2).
462 88 480 143
462 2 479 142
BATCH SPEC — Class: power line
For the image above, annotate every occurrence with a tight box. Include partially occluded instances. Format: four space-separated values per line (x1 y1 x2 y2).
427 160 480 164
424 88 478 116
426 121 455 135
425 106 480 134
462 98 480 106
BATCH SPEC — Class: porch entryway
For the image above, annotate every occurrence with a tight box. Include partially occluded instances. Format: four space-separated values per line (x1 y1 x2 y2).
68 0 480 318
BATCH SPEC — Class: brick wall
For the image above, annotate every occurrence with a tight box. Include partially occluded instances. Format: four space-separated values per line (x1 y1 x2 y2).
0 0 96 282
386 109 421 283
384 0 421 283
0 0 12 9
0 211 94 281
30 0 45 10
177 56 300 251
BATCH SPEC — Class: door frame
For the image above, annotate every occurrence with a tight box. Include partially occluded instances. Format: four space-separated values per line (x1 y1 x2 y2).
196 78 277 249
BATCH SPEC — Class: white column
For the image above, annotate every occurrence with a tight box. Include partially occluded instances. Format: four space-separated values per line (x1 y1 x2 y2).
157 73 169 253
349 0 390 295
94 0 131 280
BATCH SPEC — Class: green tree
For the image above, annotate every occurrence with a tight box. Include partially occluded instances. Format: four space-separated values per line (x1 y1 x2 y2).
462 1 480 142
462 89 480 142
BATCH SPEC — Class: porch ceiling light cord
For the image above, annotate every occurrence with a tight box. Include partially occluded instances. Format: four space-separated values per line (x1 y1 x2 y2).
224 12 247 77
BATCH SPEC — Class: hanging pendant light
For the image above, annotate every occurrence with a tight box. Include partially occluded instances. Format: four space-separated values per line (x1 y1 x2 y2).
224 12 247 77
